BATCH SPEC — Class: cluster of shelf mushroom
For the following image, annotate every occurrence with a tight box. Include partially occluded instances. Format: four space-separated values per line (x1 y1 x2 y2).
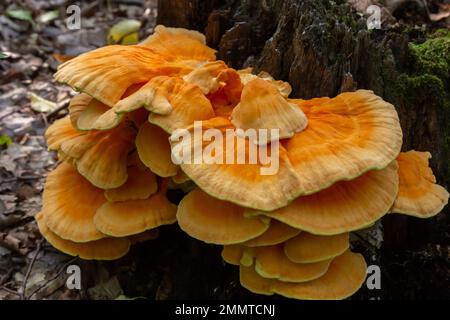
38 26 449 299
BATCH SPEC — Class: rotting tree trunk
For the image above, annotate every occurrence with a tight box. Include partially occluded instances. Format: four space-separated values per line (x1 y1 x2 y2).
87 0 449 300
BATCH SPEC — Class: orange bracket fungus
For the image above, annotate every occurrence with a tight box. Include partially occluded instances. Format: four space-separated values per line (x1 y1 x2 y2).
38 25 449 300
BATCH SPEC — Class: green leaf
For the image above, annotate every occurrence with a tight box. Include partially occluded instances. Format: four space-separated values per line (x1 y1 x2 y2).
108 19 142 45
30 93 58 113
37 10 59 24
0 52 8 59
0 135 12 148
6 9 33 22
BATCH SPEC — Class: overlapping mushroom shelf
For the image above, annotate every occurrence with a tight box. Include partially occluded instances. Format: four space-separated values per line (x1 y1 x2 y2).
39 25 449 299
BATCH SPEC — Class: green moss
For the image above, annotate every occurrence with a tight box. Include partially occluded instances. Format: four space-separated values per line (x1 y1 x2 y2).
409 30 450 81
394 30 450 184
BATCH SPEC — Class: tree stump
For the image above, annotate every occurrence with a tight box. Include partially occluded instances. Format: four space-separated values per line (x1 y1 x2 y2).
93 0 450 300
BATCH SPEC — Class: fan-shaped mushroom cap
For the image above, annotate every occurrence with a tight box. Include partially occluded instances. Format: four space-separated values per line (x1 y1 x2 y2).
46 116 136 189
171 117 303 211
146 77 215 133
244 220 301 247
36 212 130 260
283 232 349 263
172 170 190 184
391 151 449 217
173 90 402 211
222 245 245 265
55 45 177 107
176 188 270 244
260 161 399 235
52 122 136 189
94 180 177 237
42 162 106 242
287 90 402 195
136 122 179 177
240 251 367 300
104 166 157 202
231 78 308 143
139 25 216 61
250 245 331 283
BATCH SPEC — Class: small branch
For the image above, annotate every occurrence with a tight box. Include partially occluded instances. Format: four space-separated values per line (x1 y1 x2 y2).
20 239 42 300
45 98 71 121
27 256 79 300
0 175 43 184
0 286 20 297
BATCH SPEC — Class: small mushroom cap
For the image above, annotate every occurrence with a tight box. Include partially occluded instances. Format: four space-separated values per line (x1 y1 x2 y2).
182 61 231 94
36 212 130 260
251 245 332 283
283 232 349 263
94 182 177 237
261 161 399 235
42 162 106 242
173 90 402 211
240 251 367 300
75 125 136 189
172 170 190 184
244 220 301 247
391 151 449 217
176 188 270 245
113 78 171 115
46 117 136 189
136 122 179 177
221 245 245 266
55 45 173 107
69 93 92 128
172 117 303 211
287 90 402 195
147 77 215 133
76 98 123 131
231 78 308 143
45 116 84 151
139 25 216 61
104 166 157 202
238 69 292 97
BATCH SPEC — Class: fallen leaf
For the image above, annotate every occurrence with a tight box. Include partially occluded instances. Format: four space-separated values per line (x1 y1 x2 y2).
107 19 141 45
0 135 12 148
6 9 33 22
37 10 60 24
29 93 57 113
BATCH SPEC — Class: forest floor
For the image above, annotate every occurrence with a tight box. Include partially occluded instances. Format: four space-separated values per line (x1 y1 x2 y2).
0 0 449 300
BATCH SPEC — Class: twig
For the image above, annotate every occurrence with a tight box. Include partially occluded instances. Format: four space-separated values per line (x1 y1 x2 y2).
0 286 20 297
0 267 16 286
27 256 79 300
0 175 43 184
20 239 42 300
45 98 70 120
0 110 16 121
